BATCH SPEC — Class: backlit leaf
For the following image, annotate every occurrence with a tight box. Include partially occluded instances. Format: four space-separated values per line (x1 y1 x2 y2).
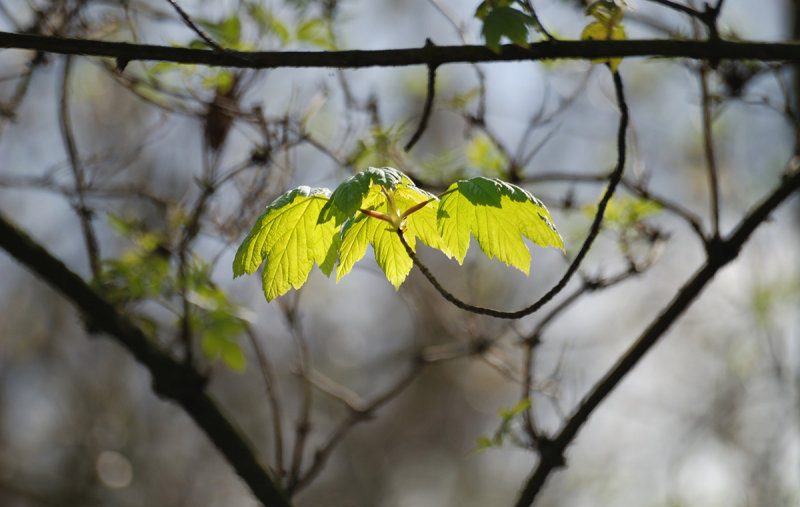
437 177 563 273
335 184 447 289
233 186 338 300
335 186 412 288
318 167 413 226
394 186 450 256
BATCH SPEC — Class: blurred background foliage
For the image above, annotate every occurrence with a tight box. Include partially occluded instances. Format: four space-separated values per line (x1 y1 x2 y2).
0 0 799 506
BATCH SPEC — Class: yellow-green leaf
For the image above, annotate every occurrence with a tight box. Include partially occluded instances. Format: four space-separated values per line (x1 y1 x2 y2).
581 1 627 72
437 177 563 274
394 186 450 256
335 184 447 289
335 185 412 289
233 186 338 301
318 167 413 226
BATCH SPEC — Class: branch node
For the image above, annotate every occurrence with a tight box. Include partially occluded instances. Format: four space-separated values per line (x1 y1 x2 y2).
535 437 566 469
116 56 130 72
705 235 737 263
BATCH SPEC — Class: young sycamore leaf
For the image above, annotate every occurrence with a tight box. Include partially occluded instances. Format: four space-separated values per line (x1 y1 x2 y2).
437 177 563 274
336 184 449 289
318 166 413 226
233 186 339 301
234 167 562 302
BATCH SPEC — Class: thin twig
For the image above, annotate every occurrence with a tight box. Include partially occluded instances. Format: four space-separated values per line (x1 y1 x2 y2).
518 263 652 442
0 61 36 139
404 58 438 151
293 364 422 492
244 325 285 479
644 0 726 39
175 179 216 364
519 0 555 41
699 63 722 237
163 0 228 54
59 55 101 279
643 0 702 19
284 300 314 495
397 68 629 320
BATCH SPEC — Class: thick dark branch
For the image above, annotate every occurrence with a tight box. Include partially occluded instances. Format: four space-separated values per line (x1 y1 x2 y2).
2 32 800 69
0 212 291 507
514 166 800 506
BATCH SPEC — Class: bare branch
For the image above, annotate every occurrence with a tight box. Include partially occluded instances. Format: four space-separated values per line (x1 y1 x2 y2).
404 57 438 151
293 364 422 492
513 164 800 506
58 55 101 278
699 63 722 237
244 325 286 479
163 0 228 54
0 211 291 507
397 68 629 320
3 32 800 70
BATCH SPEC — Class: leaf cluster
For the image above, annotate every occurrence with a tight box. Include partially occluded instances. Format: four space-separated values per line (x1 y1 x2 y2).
234 167 563 302
98 215 248 372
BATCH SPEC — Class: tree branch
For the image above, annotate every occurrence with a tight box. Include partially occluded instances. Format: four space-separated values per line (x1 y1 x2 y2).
397 68 629 319
163 0 228 54
58 55 101 279
513 165 800 506
404 57 438 151
2 32 800 70
0 212 291 507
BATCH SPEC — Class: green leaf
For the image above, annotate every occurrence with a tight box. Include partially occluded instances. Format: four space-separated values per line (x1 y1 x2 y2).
335 184 446 289
466 133 508 176
394 186 450 256
202 335 246 373
297 18 335 49
246 5 290 44
219 15 242 46
233 186 338 301
479 6 534 53
220 339 246 372
586 0 626 25
475 0 514 20
437 177 563 273
318 167 413 226
335 185 410 288
335 188 386 282
499 398 531 419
